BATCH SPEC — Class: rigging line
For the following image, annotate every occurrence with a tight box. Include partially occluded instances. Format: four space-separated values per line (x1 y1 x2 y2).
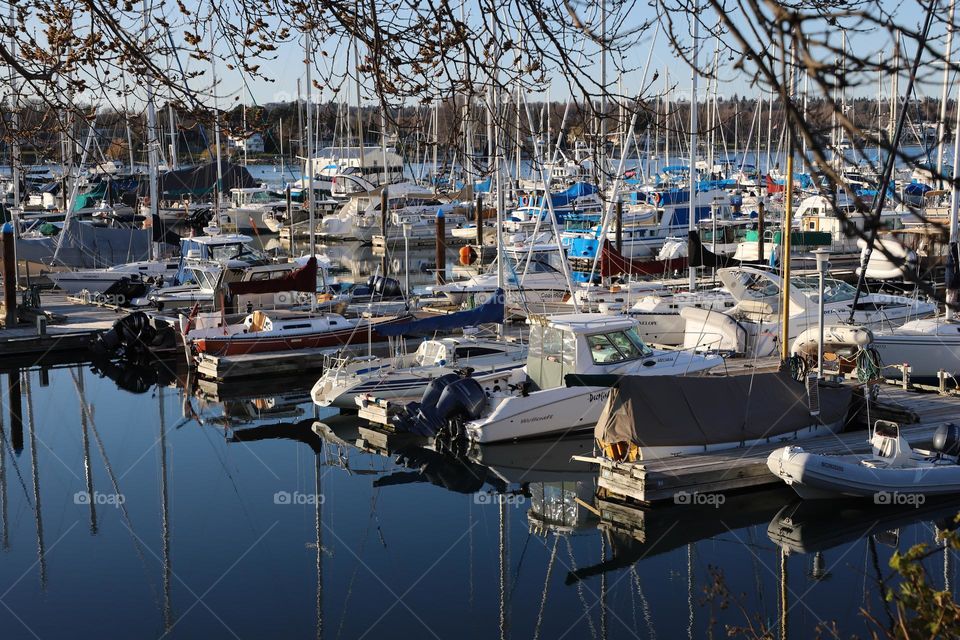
193 417 259 532
335 485 381 640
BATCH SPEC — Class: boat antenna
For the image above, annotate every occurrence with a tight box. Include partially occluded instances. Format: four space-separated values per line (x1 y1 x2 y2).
848 2 936 323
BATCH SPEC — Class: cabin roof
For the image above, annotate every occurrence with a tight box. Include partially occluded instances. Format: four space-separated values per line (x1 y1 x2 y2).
534 313 636 333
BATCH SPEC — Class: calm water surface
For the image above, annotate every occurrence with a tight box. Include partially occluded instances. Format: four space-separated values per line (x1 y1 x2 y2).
0 361 956 639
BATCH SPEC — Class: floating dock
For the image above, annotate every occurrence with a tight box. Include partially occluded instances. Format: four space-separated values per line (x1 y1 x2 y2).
0 291 126 362
584 386 959 505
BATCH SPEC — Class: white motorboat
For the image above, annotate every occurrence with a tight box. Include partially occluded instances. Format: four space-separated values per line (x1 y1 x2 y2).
625 288 734 346
48 258 180 295
681 266 936 357
561 186 732 259
388 314 721 445
311 336 527 408
431 243 573 313
317 182 467 242
768 421 960 500
871 317 960 383
220 187 287 233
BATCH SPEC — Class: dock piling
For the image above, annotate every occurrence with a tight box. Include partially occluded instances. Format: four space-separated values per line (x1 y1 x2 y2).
435 209 446 285
2 223 15 328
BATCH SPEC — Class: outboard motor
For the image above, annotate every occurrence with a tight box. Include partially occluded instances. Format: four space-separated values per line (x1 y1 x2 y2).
933 423 960 458
435 378 487 426
92 312 177 362
390 373 461 436
391 374 488 457
367 275 402 299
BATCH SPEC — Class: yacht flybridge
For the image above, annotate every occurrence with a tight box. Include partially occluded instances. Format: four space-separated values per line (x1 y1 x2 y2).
388 314 721 445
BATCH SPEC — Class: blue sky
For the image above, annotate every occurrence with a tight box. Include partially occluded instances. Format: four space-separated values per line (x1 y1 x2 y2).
57 0 955 110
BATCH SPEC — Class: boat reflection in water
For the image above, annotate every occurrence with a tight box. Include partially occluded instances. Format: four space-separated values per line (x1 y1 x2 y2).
768 497 960 556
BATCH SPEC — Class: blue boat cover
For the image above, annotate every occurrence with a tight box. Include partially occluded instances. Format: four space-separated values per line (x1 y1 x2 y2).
377 289 505 336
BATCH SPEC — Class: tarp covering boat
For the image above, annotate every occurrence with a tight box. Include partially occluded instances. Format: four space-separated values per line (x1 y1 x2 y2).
376 288 505 337
228 257 318 296
686 230 767 269
139 160 257 199
592 369 852 457
8 222 151 268
599 241 688 278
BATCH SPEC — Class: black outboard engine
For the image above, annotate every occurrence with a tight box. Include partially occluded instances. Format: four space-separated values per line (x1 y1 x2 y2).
933 423 960 458
99 277 147 305
391 373 488 456
92 311 178 362
367 275 403 299
433 377 487 456
391 373 461 436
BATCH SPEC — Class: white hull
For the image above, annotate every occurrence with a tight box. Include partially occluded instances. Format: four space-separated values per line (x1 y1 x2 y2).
872 332 960 381
768 445 960 499
466 353 721 443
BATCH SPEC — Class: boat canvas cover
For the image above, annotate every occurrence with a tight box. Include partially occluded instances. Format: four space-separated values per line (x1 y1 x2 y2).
599 240 688 278
376 288 505 337
140 161 257 198
228 257 318 295
9 224 151 268
593 370 852 448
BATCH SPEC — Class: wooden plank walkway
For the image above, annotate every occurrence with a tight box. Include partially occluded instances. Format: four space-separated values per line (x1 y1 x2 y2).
589 385 960 505
0 292 125 358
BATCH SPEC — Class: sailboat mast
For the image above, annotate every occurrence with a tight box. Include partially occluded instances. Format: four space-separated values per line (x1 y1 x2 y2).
305 30 316 256
937 0 956 178
144 6 159 261
688 14 699 292
210 21 224 224
167 104 177 171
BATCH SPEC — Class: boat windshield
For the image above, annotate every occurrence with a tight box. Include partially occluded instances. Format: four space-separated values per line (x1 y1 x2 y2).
209 242 265 263
182 267 220 289
586 329 652 364
792 276 856 303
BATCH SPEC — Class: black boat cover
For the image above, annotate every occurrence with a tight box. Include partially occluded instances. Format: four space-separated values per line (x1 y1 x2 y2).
593 369 852 451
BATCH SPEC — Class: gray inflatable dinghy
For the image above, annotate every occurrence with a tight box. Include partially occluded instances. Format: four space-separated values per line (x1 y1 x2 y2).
767 421 960 500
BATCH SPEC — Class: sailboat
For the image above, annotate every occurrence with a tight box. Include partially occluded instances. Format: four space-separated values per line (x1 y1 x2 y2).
310 290 527 408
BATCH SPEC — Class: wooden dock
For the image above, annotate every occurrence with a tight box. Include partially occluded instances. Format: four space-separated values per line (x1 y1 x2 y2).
0 291 125 361
196 347 334 380
586 385 960 505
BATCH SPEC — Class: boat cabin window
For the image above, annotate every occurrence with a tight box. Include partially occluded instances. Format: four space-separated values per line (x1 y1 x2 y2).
527 325 576 389
454 346 503 358
734 272 780 299
209 243 264 263
793 276 855 303
586 329 651 365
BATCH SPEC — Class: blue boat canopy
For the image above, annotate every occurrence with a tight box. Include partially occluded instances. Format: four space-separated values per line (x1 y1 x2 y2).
377 289 505 336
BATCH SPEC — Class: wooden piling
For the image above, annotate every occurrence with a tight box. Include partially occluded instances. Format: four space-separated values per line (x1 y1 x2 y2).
3 223 15 328
435 209 446 285
475 193 483 247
